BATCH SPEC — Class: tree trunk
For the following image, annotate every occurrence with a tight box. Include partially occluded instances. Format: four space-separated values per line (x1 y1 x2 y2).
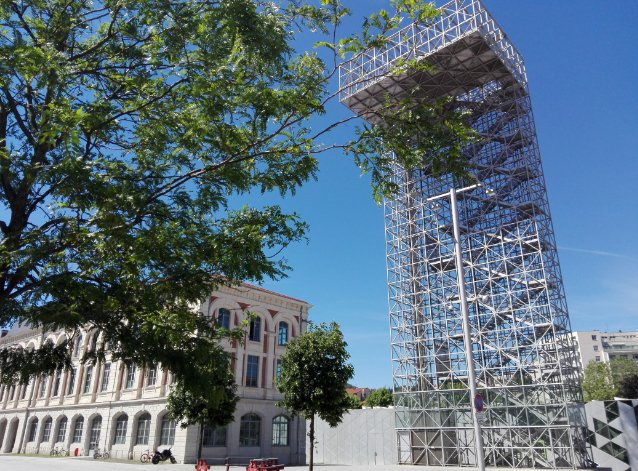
309 414 314 471
197 422 204 461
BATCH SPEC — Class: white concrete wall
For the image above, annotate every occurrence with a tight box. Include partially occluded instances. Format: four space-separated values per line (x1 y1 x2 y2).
311 407 397 466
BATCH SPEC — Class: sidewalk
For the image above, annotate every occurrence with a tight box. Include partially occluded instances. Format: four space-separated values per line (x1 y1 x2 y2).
0 454 541 471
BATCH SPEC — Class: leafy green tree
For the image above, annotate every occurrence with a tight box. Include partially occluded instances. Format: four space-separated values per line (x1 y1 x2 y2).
582 361 616 401
365 386 393 407
618 374 638 399
277 322 354 471
346 393 362 409
610 358 638 386
165 337 239 459
0 0 476 425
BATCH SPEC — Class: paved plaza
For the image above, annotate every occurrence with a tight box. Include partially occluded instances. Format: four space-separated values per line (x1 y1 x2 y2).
0 454 543 471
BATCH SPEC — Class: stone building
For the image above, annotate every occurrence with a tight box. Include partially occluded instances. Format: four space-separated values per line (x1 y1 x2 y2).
0 283 309 464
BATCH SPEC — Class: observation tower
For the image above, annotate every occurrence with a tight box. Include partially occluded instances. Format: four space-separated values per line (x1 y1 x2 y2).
339 1 587 468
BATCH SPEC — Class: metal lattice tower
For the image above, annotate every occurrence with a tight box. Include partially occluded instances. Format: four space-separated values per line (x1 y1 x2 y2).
339 1 587 468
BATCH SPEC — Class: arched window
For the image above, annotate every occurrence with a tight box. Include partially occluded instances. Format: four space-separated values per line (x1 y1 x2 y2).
27 418 38 442
248 317 261 342
202 423 227 447
245 355 259 387
100 363 111 392
278 322 289 346
66 368 76 396
41 417 52 443
88 333 99 353
52 370 62 397
73 334 83 359
72 416 84 443
83 365 94 394
272 416 290 446
239 413 260 446
38 374 48 398
146 365 157 386
113 414 128 444
217 308 231 329
89 416 102 449
125 364 136 389
56 416 68 443
135 413 151 445
160 415 176 446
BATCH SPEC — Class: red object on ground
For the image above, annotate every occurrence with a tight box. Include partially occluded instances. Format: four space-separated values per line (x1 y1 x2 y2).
74 448 79 456
195 459 210 471
246 458 284 471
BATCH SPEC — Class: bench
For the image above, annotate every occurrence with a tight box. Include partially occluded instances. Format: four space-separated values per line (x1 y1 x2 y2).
246 458 284 471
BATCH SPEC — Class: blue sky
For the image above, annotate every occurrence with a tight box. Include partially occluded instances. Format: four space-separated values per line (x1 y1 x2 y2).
251 1 638 388
4 2 634 389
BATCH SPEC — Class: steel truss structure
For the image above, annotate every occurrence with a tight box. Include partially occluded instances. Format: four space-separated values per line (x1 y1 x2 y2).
339 1 587 468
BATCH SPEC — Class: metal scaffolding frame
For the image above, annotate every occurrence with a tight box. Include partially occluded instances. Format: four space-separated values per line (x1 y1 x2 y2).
339 1 587 468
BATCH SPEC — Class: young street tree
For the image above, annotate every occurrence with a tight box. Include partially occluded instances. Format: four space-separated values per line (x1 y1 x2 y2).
165 331 239 459
346 393 362 409
610 358 638 387
365 386 393 407
0 0 475 424
277 322 354 471
610 358 638 399
582 358 638 401
582 361 615 401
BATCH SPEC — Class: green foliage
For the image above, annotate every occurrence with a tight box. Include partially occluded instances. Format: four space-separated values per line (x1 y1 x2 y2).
582 361 616 401
0 0 476 425
365 387 393 407
277 322 353 471
618 374 638 399
610 358 638 386
582 358 638 401
277 321 354 423
166 340 239 428
349 96 477 203
346 393 362 409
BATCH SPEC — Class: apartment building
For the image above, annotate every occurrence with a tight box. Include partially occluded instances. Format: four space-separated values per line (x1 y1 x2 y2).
0 283 309 464
571 330 638 369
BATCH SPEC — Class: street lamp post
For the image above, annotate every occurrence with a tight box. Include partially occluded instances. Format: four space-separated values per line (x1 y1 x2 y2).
428 183 486 471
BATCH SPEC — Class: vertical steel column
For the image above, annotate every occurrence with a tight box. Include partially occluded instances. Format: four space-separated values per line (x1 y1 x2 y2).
450 186 485 471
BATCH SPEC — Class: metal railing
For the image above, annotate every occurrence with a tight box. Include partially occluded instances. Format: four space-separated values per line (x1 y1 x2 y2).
338 0 526 101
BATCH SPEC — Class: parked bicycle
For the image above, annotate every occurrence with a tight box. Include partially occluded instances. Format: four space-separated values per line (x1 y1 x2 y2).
140 449 153 463
93 447 110 460
49 446 68 456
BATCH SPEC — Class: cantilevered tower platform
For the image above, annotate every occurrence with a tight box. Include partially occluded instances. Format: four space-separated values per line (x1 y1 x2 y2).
340 1 587 468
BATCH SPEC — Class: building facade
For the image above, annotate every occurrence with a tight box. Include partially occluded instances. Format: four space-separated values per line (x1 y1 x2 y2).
572 331 638 370
0 283 309 464
340 0 584 467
